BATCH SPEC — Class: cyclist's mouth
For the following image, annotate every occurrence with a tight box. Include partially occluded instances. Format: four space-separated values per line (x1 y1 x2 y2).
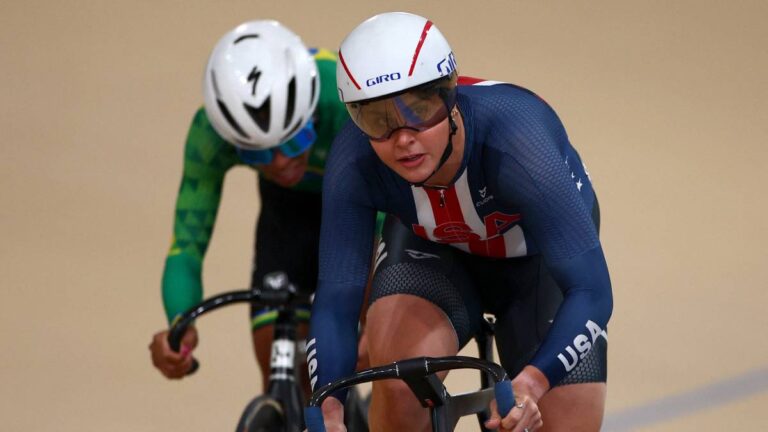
397 153 425 168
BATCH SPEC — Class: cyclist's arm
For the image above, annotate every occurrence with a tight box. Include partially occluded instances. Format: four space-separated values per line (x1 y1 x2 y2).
492 96 613 391
162 108 239 324
307 128 378 397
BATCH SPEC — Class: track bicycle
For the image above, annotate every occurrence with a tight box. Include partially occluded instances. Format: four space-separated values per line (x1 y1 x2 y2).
167 271 369 432
305 318 514 432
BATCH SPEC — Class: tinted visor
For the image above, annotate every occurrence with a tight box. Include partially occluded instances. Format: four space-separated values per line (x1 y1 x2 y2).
346 73 458 142
236 121 317 165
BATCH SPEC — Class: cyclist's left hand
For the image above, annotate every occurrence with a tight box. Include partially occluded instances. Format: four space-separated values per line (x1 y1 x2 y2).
149 327 198 379
485 396 542 432
303 397 346 432
485 365 548 431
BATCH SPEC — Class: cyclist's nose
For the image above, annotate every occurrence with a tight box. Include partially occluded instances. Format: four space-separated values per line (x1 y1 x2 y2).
391 127 417 147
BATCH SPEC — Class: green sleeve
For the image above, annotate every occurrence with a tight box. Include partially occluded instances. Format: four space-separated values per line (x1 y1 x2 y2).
162 108 240 324
375 212 387 238
315 49 352 142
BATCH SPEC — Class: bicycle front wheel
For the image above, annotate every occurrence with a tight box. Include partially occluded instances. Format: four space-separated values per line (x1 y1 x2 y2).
236 395 286 432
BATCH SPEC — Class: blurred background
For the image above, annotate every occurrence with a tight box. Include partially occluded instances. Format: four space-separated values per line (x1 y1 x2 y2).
1 1 766 430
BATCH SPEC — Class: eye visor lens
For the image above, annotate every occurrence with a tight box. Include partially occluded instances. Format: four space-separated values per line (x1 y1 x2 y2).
346 74 458 142
235 121 317 165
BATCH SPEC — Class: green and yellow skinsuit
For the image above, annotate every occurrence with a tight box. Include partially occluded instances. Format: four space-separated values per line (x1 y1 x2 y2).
162 48 357 327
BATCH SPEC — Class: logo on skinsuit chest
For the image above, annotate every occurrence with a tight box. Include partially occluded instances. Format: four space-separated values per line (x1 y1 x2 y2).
414 212 520 244
475 187 494 207
410 171 527 258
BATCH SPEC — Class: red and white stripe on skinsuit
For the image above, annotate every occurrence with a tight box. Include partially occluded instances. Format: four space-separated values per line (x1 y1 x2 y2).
410 170 527 258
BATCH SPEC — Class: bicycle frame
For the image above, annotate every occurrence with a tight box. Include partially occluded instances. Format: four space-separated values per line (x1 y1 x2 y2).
264 301 305 431
167 272 309 432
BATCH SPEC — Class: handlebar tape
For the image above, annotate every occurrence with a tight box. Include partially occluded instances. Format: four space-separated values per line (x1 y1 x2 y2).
494 379 515 417
304 406 326 432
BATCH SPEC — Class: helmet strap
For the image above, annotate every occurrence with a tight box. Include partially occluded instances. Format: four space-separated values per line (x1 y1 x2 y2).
412 107 459 188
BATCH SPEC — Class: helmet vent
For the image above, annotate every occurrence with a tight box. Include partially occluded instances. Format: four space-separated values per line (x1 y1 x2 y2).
284 76 296 129
217 100 249 139
244 97 271 132
211 70 248 139
311 75 318 107
210 70 222 98
234 34 259 44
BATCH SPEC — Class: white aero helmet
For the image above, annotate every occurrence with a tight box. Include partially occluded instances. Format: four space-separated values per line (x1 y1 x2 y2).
337 12 457 103
203 20 319 150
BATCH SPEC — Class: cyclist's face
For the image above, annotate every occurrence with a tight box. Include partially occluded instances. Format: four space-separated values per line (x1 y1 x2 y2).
369 113 456 185
258 150 310 187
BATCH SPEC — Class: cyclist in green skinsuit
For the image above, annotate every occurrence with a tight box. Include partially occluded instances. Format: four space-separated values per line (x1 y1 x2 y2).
147 20 356 392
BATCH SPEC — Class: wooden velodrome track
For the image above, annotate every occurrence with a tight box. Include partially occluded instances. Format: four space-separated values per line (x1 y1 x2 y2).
2 1 766 430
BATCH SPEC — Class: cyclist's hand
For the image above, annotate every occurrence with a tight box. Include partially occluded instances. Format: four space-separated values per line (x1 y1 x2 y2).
310 396 346 432
149 326 198 379
485 366 547 431
485 396 542 432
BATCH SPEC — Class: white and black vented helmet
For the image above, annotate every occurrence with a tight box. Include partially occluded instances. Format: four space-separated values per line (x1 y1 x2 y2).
203 20 319 150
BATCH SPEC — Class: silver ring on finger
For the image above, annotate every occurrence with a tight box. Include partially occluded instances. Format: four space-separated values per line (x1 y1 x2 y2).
516 401 525 409
523 428 530 432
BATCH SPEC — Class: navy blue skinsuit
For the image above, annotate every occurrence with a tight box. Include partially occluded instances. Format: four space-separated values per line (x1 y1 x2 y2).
307 78 613 392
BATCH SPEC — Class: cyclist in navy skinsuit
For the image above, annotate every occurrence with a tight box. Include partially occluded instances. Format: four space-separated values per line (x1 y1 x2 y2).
308 12 613 432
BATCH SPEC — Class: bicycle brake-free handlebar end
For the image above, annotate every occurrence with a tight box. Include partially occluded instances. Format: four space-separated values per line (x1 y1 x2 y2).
494 379 515 418
304 406 326 432
187 358 200 375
